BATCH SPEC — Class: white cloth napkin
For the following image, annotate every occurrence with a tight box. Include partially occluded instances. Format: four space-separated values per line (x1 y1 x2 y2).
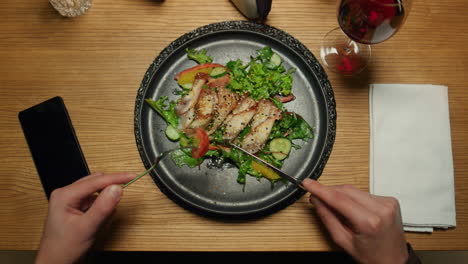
369 84 456 233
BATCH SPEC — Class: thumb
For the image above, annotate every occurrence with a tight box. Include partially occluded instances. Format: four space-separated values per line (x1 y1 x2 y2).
84 185 123 228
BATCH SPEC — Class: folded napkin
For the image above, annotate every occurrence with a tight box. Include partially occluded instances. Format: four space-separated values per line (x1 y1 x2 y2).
369 84 456 233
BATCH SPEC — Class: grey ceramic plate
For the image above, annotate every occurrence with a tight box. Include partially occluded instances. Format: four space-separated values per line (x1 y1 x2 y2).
134 21 336 219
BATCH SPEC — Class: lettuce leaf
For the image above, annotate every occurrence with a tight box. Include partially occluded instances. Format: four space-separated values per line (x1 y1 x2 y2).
226 47 295 100
171 148 199 168
186 48 213 64
145 97 178 128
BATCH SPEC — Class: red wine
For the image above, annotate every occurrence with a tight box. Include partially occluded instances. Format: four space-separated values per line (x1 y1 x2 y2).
338 0 406 44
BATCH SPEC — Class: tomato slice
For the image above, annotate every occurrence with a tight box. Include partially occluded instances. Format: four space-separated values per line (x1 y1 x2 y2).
191 128 209 159
275 94 296 103
208 144 218 151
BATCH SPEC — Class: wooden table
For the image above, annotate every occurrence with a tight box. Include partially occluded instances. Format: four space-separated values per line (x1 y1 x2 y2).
1 0 467 251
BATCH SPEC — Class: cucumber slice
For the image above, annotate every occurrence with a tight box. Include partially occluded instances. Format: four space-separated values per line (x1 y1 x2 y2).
269 138 291 160
210 67 227 78
165 125 180 141
270 53 282 67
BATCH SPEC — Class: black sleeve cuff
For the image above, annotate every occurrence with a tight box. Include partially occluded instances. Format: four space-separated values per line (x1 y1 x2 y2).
406 243 422 264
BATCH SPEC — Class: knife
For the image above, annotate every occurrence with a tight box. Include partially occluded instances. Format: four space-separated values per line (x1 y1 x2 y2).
230 144 306 190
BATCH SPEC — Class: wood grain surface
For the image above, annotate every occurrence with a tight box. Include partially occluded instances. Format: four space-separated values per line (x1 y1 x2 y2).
1 0 467 251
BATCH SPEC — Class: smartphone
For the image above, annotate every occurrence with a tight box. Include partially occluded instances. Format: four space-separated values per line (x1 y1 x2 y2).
19 96 90 199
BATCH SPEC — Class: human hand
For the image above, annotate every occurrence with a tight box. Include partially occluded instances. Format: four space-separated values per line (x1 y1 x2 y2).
35 172 135 264
302 179 408 264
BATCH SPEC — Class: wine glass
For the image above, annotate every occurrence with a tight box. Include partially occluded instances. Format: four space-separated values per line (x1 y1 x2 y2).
320 0 411 75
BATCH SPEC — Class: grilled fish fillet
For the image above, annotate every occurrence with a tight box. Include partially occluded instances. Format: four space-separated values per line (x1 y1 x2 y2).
241 100 282 153
175 73 208 130
189 88 218 129
250 99 280 128
232 96 257 114
175 72 282 152
178 107 195 131
222 97 258 141
241 118 277 153
207 86 240 134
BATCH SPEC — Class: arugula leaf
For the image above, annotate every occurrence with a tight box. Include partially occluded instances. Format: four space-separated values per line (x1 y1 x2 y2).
287 116 314 140
238 126 251 142
226 60 246 76
237 174 246 184
210 126 226 145
217 149 264 183
258 152 284 169
186 48 213 64
269 112 313 141
221 148 256 183
205 149 221 157
270 97 285 110
145 97 179 128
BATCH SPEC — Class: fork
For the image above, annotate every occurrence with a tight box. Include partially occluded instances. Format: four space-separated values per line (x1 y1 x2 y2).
122 148 177 188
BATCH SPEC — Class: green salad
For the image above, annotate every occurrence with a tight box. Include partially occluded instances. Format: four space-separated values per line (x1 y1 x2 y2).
146 47 313 184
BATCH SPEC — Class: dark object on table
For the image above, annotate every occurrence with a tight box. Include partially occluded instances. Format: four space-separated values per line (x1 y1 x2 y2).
230 0 272 20
18 96 90 199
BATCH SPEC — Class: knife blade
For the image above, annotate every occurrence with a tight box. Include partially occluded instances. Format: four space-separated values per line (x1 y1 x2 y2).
230 144 305 190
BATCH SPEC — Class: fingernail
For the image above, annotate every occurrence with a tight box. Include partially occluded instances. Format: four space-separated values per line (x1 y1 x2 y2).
109 185 123 199
302 178 313 185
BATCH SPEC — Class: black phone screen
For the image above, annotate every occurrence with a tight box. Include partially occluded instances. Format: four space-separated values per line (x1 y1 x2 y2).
19 96 90 199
